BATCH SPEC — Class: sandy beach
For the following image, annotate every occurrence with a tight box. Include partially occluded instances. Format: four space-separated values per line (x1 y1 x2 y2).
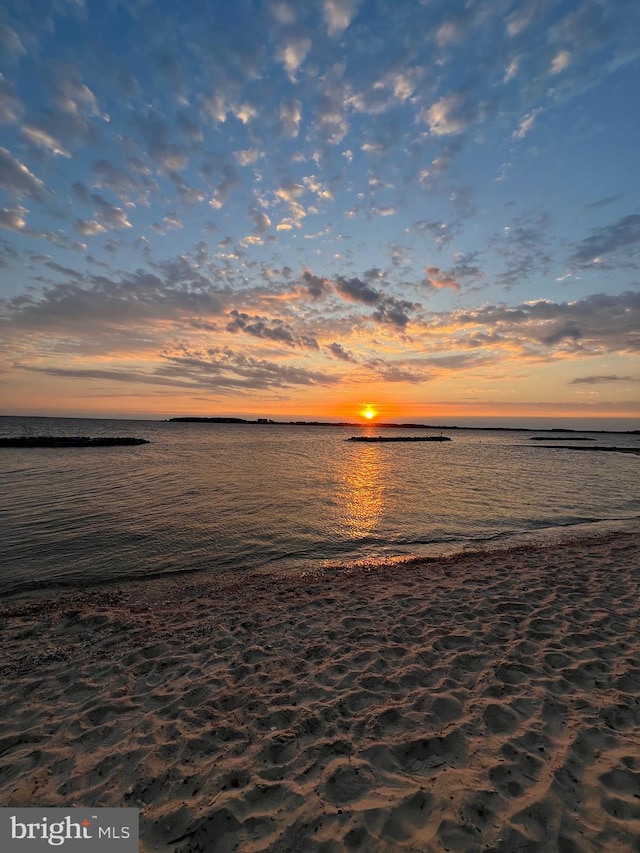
1 533 639 852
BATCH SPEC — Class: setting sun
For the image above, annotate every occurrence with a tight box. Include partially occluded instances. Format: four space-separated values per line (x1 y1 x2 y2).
361 406 377 421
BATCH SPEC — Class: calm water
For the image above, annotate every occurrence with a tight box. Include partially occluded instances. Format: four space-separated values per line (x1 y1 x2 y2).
1 416 639 595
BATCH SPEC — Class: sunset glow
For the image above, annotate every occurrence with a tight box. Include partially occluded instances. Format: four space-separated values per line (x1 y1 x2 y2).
0 2 639 424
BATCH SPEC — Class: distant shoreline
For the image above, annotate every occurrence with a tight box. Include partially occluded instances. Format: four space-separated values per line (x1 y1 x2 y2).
166 416 639 436
1 414 637 436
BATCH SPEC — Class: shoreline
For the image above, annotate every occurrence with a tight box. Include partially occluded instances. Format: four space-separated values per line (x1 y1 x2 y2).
1 531 640 851
2 516 638 601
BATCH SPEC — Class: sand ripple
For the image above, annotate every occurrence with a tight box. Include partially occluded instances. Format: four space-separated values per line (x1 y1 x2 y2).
1 533 640 851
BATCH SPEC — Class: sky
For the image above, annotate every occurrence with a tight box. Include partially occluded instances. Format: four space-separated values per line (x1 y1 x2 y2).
0 0 639 424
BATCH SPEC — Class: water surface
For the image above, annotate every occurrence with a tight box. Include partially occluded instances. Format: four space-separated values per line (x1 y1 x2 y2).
1 417 638 594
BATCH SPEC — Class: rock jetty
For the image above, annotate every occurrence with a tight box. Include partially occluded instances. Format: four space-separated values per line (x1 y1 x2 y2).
0 436 150 448
347 435 451 442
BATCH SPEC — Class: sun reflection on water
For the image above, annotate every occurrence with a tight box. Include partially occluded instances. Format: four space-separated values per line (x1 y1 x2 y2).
339 444 384 538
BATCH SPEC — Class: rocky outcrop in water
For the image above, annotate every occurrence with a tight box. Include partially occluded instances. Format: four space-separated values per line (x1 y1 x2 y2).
0 436 150 447
347 436 451 442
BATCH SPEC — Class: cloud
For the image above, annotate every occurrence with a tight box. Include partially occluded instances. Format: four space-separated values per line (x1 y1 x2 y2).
436 20 463 47
323 0 360 36
363 268 383 281
0 147 49 200
512 108 542 140
134 109 189 173
169 173 205 206
430 0 493 51
0 22 26 60
91 160 141 201
52 64 101 118
413 218 461 249
505 1 539 37
251 211 271 233
449 253 484 284
569 375 634 385
366 358 429 384
503 57 520 83
300 269 331 300
208 165 240 210
160 212 183 231
315 75 350 144
21 64 105 156
303 175 333 201
21 125 71 157
202 90 228 125
280 97 302 136
18 327 334 399
231 102 258 125
423 266 461 292
21 364 198 391
44 261 84 280
422 92 491 136
583 195 621 211
422 94 466 136
162 348 340 392
277 34 311 78
375 69 422 104
73 219 107 236
275 181 305 203
0 73 22 123
175 109 203 143
334 275 380 305
270 2 297 26
489 213 553 288
372 295 415 330
226 310 319 349
1 260 228 337
549 3 614 59
550 49 572 74
415 141 464 187
234 148 261 167
569 214 640 267
308 274 419 330
273 180 307 229
0 205 28 233
72 181 132 230
454 291 640 355
326 341 354 361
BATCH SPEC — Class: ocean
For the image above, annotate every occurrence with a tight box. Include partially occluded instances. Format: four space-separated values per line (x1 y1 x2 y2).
1 416 638 596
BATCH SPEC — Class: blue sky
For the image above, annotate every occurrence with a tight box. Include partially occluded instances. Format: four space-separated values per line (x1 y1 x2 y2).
0 0 639 421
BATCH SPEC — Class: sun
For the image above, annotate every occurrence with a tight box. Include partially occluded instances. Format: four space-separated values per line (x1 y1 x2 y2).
361 405 377 421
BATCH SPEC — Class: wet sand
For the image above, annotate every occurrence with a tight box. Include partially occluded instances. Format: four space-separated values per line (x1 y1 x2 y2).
1 533 639 851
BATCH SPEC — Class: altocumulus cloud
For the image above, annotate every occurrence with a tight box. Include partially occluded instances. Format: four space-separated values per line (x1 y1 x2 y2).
226 310 319 350
160 348 340 392
569 375 635 385
0 266 227 332
0 147 49 200
569 214 640 267
453 291 640 355
0 0 639 415
333 275 418 329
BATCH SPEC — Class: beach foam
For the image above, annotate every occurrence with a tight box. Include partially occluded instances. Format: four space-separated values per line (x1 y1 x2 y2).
1 533 639 851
